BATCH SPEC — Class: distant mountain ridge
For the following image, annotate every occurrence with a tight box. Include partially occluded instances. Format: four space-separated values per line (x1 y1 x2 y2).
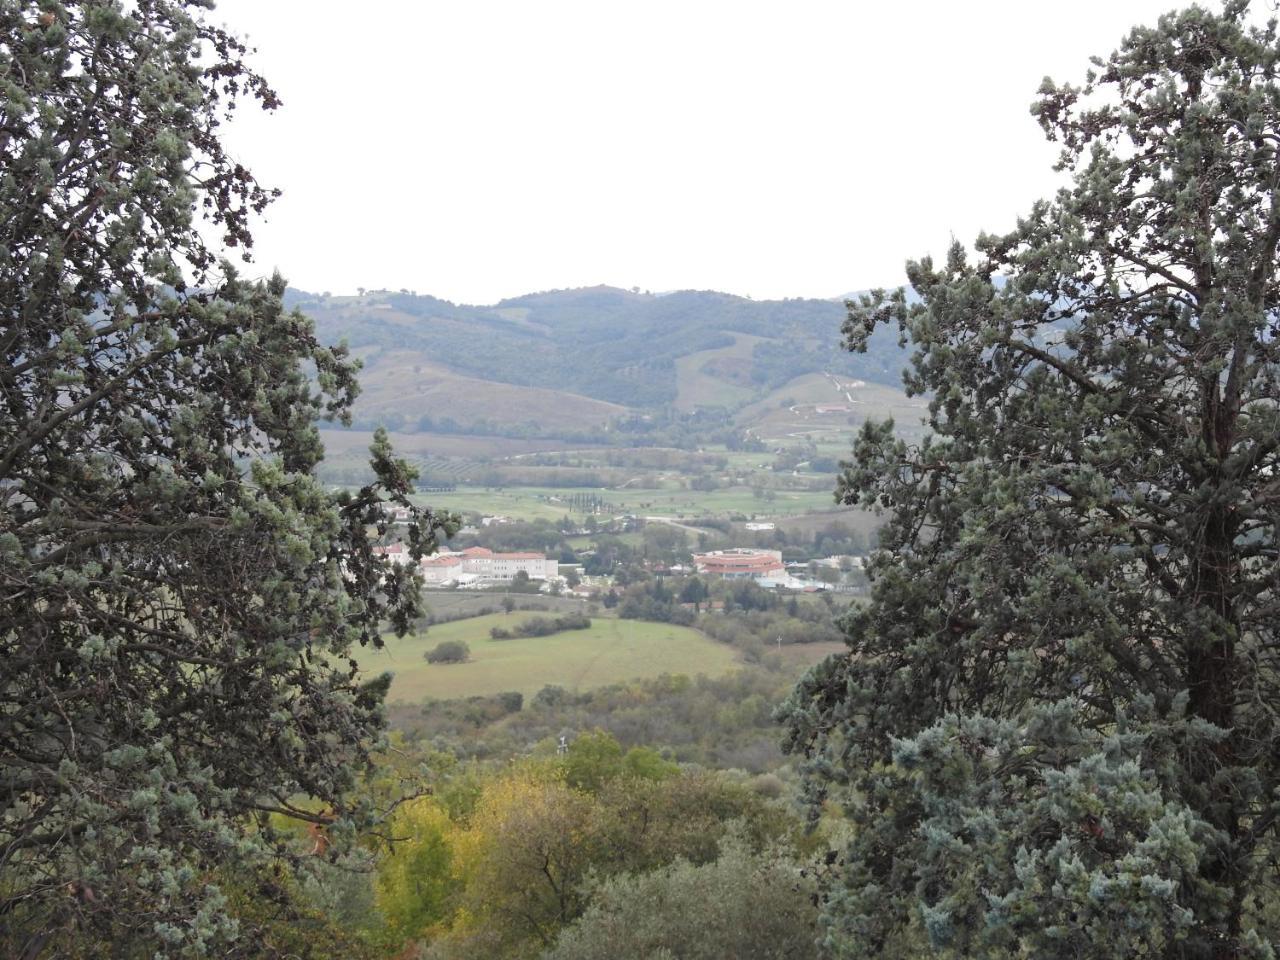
285 285 912 436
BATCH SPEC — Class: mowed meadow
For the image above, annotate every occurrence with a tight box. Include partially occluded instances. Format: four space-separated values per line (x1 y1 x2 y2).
364 612 745 701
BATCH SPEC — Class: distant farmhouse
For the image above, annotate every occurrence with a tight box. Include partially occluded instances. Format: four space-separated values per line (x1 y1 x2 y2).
384 505 412 524
372 543 411 564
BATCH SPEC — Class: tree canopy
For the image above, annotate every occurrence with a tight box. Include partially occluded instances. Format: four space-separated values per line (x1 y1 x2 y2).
782 2 1280 957
543 835 820 960
0 1 448 954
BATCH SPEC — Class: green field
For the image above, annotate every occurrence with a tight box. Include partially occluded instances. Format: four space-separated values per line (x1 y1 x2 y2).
768 508 882 539
365 613 743 702
409 487 593 522
317 428 599 461
409 483 836 523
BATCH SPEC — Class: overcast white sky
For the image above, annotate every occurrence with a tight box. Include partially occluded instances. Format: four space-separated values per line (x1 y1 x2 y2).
212 0 1205 305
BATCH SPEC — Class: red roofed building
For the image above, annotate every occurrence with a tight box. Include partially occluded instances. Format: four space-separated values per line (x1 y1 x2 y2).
419 554 464 584
461 546 556 580
691 548 784 580
372 543 411 565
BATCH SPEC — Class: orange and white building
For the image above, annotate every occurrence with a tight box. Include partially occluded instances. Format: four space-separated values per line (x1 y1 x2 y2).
691 548 785 580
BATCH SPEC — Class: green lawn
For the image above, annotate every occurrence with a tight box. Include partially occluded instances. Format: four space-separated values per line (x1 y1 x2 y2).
364 613 743 702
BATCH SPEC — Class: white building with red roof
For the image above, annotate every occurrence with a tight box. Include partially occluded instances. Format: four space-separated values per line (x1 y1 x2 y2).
456 546 557 581
419 553 464 584
414 547 558 585
372 543 411 565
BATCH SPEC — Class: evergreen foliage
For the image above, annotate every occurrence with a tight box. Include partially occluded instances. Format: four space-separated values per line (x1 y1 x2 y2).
781 4 1280 957
0 2 449 954
488 613 591 640
544 835 820 960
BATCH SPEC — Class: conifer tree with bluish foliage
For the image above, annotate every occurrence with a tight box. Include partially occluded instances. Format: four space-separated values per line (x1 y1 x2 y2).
0 1 450 955
781 3 1280 957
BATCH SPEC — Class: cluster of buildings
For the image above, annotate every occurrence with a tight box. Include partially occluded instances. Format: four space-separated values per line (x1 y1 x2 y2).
374 544 558 589
372 537 857 595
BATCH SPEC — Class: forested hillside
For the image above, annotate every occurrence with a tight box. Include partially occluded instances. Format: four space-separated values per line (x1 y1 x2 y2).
286 285 910 429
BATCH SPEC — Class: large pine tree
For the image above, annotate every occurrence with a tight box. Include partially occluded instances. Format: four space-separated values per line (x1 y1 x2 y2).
0 2 448 954
782 3 1280 957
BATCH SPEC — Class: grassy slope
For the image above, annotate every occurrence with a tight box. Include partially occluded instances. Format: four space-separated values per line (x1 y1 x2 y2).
350 351 629 430
737 373 929 443
773 640 847 670
673 333 767 412
367 613 743 702
733 372 841 424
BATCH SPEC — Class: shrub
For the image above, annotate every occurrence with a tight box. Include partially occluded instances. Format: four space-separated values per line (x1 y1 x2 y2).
514 615 559 637
747 773 785 799
496 691 524 714
510 614 592 638
545 838 819 960
532 685 570 709
425 640 470 664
